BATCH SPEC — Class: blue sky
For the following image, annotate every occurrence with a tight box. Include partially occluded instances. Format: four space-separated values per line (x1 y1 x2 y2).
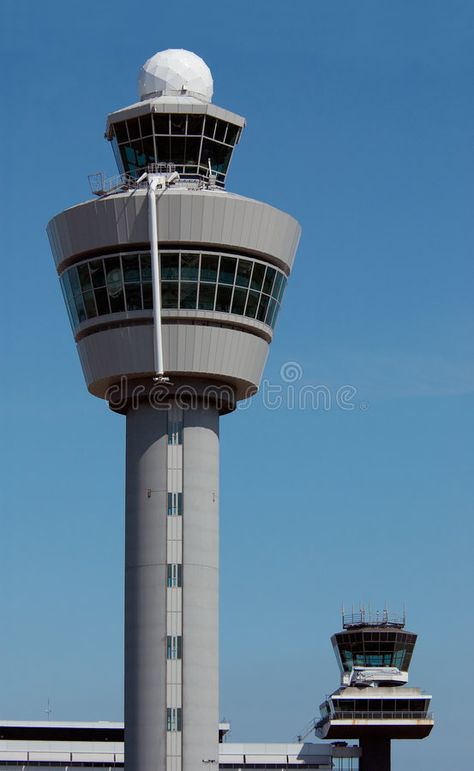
0 1 473 769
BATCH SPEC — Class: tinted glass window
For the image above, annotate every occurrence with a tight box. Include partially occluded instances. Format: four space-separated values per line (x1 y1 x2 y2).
214 120 227 142
69 267 81 297
170 137 185 164
83 291 97 318
272 272 284 300
161 253 179 280
215 285 232 312
250 263 265 291
122 141 146 170
185 137 201 165
74 293 86 323
127 118 140 140
201 139 232 173
171 114 186 134
142 282 152 309
111 137 124 174
204 116 216 138
125 284 142 311
266 298 277 327
77 263 92 292
162 282 179 308
142 136 156 165
154 114 169 134
198 283 216 310
180 282 198 309
140 114 153 136
219 257 236 284
245 290 259 318
263 267 276 295
155 136 171 162
225 124 239 145
187 116 204 135
94 287 109 315
272 301 282 327
105 257 122 290
181 253 199 281
231 287 247 315
114 121 128 143
257 293 269 322
201 255 218 282
89 260 105 286
109 287 125 313
140 254 152 281
122 255 140 283
236 259 252 287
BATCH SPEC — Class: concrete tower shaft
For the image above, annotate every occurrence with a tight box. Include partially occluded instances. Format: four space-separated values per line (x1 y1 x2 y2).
125 403 219 771
47 48 300 771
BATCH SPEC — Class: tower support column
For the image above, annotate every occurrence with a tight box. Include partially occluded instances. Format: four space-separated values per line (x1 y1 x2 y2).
124 400 219 771
359 738 391 771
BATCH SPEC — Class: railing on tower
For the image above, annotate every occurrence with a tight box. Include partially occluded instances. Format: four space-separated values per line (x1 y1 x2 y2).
342 608 406 629
88 163 218 197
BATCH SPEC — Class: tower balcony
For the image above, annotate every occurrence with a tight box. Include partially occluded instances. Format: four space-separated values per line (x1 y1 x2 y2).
316 687 434 740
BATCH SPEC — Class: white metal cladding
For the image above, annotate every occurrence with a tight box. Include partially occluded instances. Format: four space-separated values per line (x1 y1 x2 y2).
47 190 300 273
77 323 269 400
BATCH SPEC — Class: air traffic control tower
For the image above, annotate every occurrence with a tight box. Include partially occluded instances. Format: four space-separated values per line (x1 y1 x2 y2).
47 50 300 771
316 611 434 771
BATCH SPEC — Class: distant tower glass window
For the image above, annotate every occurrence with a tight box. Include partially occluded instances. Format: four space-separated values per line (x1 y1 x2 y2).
167 635 183 660
168 418 183 445
167 707 182 731
167 492 183 516
167 564 182 588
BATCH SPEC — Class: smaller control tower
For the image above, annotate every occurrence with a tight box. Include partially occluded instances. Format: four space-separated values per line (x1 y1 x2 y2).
316 610 433 771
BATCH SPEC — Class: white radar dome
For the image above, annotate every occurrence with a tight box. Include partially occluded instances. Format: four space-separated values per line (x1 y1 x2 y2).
139 49 213 103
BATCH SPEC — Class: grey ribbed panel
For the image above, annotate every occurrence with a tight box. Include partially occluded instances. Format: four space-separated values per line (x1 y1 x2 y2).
77 324 269 400
47 189 300 272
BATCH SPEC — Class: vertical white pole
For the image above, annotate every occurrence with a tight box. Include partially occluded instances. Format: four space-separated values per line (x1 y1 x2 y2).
147 175 165 378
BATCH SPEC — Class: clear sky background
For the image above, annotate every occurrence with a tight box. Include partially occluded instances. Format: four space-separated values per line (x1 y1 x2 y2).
0 1 473 769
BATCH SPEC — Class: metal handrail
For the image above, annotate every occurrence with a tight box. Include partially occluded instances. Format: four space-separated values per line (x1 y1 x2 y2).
319 711 433 722
342 609 406 629
88 164 216 197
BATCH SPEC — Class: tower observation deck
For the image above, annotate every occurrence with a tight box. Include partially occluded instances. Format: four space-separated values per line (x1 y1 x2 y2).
47 49 300 771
